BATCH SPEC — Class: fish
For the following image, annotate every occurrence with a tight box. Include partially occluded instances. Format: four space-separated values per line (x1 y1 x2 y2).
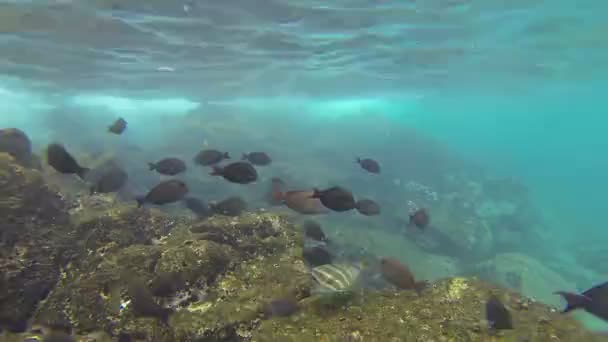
356 199 381 216
108 118 127 134
150 272 186 297
148 157 186 176
379 257 427 294
409 208 430 230
303 220 327 242
209 196 247 216
90 165 128 194
194 149 229 166
242 152 272 166
136 180 189 207
183 197 211 218
303 246 332 267
555 282 608 321
46 143 90 180
210 161 257 184
274 190 329 215
311 186 357 212
311 263 361 293
266 177 286 205
486 295 513 330
0 128 32 165
356 157 380 174
262 298 299 318
127 278 172 324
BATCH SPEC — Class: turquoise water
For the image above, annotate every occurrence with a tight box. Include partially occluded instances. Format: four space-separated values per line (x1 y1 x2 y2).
1 0 608 334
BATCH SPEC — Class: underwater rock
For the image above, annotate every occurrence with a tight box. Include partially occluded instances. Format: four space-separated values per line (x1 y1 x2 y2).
28 211 309 341
467 252 577 307
253 277 605 341
410 199 495 261
0 153 71 332
0 128 33 167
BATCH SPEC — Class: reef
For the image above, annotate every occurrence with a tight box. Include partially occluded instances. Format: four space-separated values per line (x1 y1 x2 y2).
1 153 605 342
253 277 605 341
0 152 70 332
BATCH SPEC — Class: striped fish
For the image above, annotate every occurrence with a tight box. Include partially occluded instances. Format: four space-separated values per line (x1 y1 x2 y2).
311 263 361 293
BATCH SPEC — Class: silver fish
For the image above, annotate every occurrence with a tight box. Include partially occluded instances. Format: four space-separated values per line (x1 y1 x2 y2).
311 263 361 293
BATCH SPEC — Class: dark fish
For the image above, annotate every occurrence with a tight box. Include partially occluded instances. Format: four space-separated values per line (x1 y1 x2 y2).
209 196 247 216
46 143 90 180
136 180 189 207
409 208 430 230
262 298 299 318
274 190 329 215
0 128 32 165
266 177 286 205
90 165 128 194
312 186 357 212
150 272 186 297
148 157 186 175
210 161 257 184
127 278 172 324
184 197 211 218
379 257 427 294
555 282 608 321
303 246 332 267
108 118 127 134
486 295 513 330
356 157 380 174
242 151 272 166
356 199 381 216
194 149 229 166
303 220 327 242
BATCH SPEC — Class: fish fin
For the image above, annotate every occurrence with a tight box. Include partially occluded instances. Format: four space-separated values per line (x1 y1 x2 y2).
241 153 248 160
77 167 90 180
355 157 361 164
135 196 145 208
148 162 156 171
224 152 230 159
554 291 592 312
210 166 222 176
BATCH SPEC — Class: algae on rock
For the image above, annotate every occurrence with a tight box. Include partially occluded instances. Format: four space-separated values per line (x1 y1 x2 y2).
0 153 71 332
252 277 606 342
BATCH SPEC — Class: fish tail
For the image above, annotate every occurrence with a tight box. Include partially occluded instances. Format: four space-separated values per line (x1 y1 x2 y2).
89 186 96 195
554 291 592 312
241 153 248 160
135 196 145 208
224 152 230 159
210 166 222 176
77 167 90 180
355 157 361 164
310 188 320 199
148 162 156 171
